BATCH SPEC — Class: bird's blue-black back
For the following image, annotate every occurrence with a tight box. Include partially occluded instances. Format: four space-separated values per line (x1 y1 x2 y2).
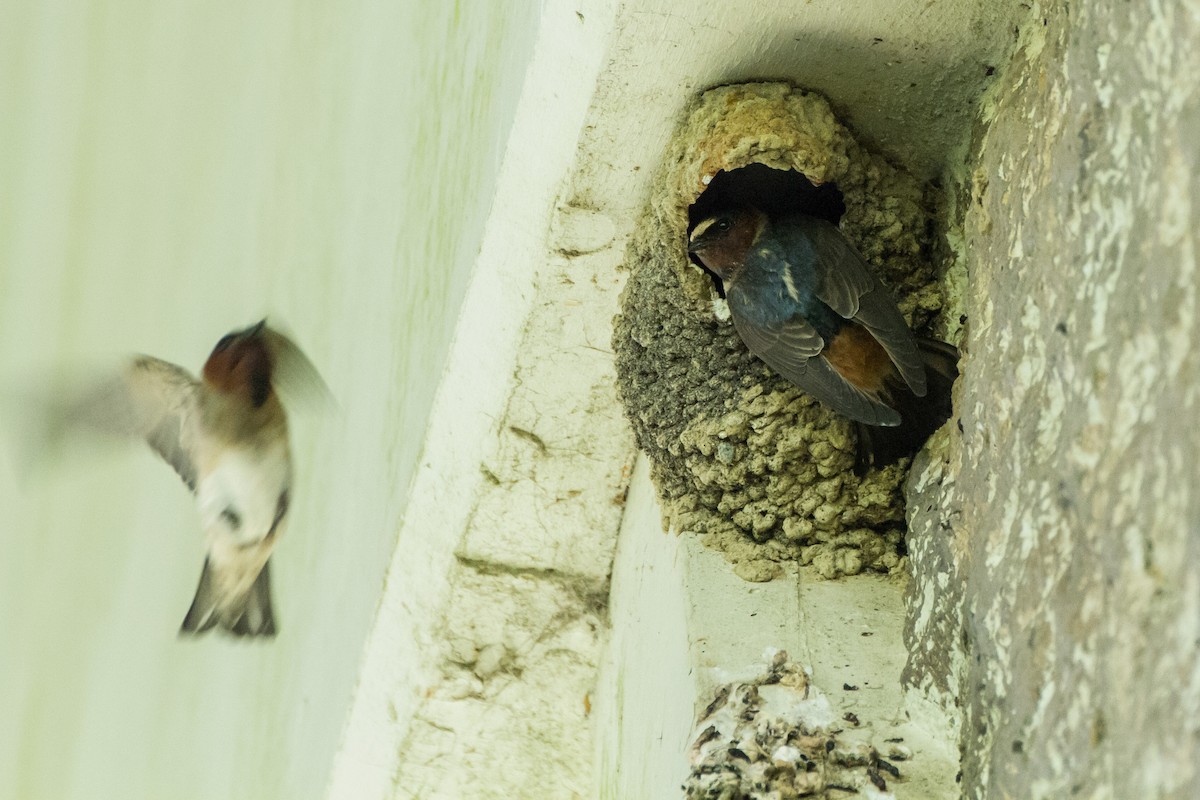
729 221 845 343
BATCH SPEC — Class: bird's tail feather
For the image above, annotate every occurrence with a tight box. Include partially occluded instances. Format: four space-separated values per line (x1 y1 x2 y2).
180 559 276 637
855 337 959 474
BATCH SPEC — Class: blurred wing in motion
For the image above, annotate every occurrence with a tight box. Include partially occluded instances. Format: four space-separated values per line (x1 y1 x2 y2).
45 356 201 490
262 326 335 413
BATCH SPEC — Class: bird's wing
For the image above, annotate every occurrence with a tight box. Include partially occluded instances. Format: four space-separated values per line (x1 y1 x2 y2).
262 327 335 411
729 288 826 364
789 354 902 426
730 306 902 427
796 219 927 397
61 356 201 490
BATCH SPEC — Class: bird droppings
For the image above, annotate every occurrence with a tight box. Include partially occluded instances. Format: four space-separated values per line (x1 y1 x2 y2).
613 82 952 577
683 650 907 799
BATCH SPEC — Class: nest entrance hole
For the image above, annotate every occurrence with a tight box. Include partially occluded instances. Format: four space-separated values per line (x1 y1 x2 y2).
686 164 846 294
687 163 845 231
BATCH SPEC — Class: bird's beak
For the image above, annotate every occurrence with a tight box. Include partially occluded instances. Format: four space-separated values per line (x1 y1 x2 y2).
687 239 702 256
247 319 267 337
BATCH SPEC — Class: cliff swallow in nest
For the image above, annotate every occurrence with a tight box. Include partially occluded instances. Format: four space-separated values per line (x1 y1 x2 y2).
689 207 958 471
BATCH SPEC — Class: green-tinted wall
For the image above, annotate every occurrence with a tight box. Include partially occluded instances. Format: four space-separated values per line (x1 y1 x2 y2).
0 2 539 798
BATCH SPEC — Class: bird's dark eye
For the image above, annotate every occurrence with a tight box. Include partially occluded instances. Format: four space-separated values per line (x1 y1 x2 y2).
716 218 733 233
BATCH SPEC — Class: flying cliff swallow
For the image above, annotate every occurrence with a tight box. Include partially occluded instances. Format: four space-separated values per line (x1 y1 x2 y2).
52 320 328 636
688 207 958 471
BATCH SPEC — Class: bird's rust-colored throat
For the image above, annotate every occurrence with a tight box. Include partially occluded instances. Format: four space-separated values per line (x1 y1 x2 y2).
202 336 275 407
689 208 767 282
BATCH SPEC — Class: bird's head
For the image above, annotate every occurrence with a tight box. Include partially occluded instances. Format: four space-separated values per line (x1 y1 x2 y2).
687 207 767 283
202 319 274 407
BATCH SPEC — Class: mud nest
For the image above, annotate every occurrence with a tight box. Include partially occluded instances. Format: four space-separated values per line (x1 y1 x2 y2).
612 82 947 580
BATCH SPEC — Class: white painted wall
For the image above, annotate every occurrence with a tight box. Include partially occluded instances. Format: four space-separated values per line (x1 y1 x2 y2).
0 3 538 799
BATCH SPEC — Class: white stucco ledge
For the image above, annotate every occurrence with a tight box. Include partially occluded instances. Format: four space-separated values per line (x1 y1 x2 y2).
595 455 960 799
325 2 623 798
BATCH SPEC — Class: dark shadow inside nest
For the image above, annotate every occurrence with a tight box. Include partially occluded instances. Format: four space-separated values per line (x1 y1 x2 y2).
686 164 846 296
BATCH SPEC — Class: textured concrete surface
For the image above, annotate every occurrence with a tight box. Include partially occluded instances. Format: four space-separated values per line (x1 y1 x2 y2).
904 0 1200 797
386 200 634 799
612 84 950 580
